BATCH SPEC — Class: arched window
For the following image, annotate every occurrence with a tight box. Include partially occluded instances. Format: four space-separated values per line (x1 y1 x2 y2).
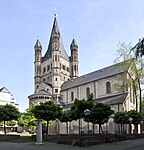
71 92 74 101
55 55 57 61
86 87 90 98
106 81 111 93
74 65 77 71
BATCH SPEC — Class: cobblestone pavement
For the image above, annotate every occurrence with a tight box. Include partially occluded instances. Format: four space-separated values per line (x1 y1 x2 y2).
0 138 144 150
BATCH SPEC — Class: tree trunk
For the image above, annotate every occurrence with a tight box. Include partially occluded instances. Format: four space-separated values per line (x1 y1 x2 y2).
129 124 132 134
79 119 81 134
92 123 95 134
138 78 142 112
87 122 89 134
99 124 101 135
121 124 122 134
46 120 49 135
4 120 6 135
134 124 138 134
100 125 103 133
118 124 120 134
66 122 68 134
133 84 138 111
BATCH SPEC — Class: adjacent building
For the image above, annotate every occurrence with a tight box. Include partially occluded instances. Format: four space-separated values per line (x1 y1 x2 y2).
0 87 19 107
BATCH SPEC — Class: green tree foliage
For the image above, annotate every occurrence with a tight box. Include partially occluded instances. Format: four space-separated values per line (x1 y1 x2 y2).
59 110 72 134
6 120 17 127
70 98 90 134
128 110 142 125
18 105 37 130
90 102 114 134
114 42 144 112
128 110 142 133
0 104 20 134
31 100 63 135
132 38 144 58
114 112 129 134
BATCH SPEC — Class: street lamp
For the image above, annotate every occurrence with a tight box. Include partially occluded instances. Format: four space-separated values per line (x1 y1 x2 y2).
128 117 133 134
109 114 115 119
84 109 91 134
84 109 90 116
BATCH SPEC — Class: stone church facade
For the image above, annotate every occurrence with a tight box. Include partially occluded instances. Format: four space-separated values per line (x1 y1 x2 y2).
28 16 78 105
28 16 138 134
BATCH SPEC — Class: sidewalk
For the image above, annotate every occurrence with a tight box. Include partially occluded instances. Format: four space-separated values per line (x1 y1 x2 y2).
0 138 144 150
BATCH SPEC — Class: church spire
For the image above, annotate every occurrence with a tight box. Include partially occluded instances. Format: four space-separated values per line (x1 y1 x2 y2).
52 15 60 34
70 38 78 48
34 38 42 49
70 38 79 79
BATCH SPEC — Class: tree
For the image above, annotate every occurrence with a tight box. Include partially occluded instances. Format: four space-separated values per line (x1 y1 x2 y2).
71 99 90 134
6 120 17 127
18 106 37 131
0 104 20 134
90 102 114 134
59 110 72 134
128 110 142 134
114 112 129 134
114 42 144 112
31 100 62 135
131 38 144 58
83 94 94 133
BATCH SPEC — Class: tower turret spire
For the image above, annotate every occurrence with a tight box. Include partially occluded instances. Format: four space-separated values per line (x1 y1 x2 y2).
52 16 60 34
34 38 42 49
34 38 42 91
70 38 79 79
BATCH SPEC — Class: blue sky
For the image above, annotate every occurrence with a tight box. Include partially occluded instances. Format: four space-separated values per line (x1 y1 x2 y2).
0 0 144 112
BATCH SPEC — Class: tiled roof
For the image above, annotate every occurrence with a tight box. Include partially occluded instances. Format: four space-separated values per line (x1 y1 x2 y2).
96 93 128 105
42 17 69 62
61 60 131 90
28 89 51 98
63 93 128 109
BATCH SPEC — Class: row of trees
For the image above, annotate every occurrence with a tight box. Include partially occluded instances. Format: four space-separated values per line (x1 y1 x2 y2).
20 95 144 135
0 97 143 135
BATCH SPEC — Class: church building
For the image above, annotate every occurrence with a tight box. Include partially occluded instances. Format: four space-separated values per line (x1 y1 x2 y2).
28 16 78 105
28 16 138 134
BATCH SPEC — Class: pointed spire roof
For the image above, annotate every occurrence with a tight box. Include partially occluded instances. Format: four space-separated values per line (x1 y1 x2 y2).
70 38 78 48
52 16 60 34
42 17 69 62
34 39 42 49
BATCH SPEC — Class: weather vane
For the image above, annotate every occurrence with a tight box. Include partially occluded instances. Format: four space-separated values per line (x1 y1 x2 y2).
37 36 39 39
54 7 58 17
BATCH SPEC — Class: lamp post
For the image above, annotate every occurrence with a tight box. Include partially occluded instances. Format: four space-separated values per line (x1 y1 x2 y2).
128 117 133 134
84 109 91 134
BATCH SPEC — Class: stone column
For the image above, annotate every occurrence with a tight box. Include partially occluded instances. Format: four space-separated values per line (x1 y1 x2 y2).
36 119 43 144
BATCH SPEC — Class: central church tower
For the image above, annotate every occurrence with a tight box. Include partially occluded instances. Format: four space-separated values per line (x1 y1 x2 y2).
51 17 61 100
28 16 79 105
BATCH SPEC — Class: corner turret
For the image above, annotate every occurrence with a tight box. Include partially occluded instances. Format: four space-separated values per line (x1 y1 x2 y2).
34 38 42 91
70 38 79 79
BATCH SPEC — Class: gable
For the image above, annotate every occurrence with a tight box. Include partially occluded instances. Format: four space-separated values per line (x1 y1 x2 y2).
35 82 52 95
